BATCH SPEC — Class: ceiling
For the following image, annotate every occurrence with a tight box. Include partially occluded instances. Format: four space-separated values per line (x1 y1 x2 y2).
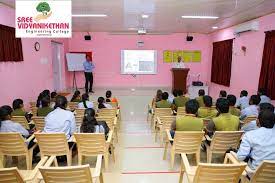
2 0 275 34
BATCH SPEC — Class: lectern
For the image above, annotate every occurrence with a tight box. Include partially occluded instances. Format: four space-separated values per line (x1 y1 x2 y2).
171 68 190 93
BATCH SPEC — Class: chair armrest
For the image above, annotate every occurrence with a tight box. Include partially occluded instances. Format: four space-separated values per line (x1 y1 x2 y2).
25 134 35 143
205 135 212 141
107 130 113 144
24 156 49 181
43 155 57 167
173 110 177 114
92 155 103 178
156 117 162 125
166 129 173 142
116 109 120 116
114 117 118 126
181 153 191 173
225 153 240 164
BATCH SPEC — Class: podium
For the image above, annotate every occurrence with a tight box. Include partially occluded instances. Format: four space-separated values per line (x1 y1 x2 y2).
171 68 190 93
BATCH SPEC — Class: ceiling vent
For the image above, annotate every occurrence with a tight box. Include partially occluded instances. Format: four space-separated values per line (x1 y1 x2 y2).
234 20 259 35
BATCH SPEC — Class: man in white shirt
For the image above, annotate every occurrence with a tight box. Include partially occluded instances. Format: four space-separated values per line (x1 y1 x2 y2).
44 96 76 140
237 110 275 173
236 90 250 110
258 88 271 104
173 56 185 68
241 95 261 119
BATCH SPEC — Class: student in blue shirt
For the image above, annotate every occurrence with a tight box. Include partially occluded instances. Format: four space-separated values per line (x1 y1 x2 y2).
83 55 95 93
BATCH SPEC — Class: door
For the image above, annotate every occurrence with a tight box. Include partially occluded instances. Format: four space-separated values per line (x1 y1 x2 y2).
51 42 63 91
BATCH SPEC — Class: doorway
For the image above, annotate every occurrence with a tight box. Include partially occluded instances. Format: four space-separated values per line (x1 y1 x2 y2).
51 41 63 92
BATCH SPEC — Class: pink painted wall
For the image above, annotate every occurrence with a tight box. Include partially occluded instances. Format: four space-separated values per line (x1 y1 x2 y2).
67 32 211 88
0 4 69 107
208 13 275 100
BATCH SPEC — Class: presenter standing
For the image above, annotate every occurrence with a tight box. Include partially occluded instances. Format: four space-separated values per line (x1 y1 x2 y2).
173 56 185 68
83 55 95 93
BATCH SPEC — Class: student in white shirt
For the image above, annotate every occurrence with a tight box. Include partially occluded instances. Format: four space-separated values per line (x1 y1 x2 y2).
0 105 29 137
236 90 250 110
44 96 76 140
78 93 93 109
98 97 112 109
241 95 261 119
168 89 178 104
173 56 185 68
258 88 271 104
237 110 275 173
80 108 106 134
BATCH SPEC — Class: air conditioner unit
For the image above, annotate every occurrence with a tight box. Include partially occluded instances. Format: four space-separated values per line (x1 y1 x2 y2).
234 20 259 35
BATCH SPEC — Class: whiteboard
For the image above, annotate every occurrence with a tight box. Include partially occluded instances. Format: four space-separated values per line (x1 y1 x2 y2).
121 50 157 75
66 53 86 71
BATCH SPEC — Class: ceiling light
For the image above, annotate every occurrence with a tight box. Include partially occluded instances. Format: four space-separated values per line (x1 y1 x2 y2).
212 26 218 29
72 14 107 17
128 28 137 30
181 16 218 19
141 14 149 19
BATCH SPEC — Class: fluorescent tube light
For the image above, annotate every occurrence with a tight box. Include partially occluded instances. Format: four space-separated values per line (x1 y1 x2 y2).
72 14 107 17
141 14 149 19
181 16 218 19
212 26 218 29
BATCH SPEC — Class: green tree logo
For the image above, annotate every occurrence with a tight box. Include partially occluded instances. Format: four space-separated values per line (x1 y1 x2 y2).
36 2 51 16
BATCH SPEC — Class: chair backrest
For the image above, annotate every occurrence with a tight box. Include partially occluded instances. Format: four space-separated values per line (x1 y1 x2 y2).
158 116 176 130
74 108 85 117
34 133 69 156
74 133 106 156
0 167 24 183
177 107 186 116
98 108 117 117
11 116 30 130
250 160 275 183
243 115 258 125
75 115 83 128
67 102 78 111
96 116 115 130
154 108 172 118
30 106 38 116
210 131 243 153
32 116 45 131
40 164 93 183
106 102 118 109
174 131 204 154
0 133 27 156
193 163 246 183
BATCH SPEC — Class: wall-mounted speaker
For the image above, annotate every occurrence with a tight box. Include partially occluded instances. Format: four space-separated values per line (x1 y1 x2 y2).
84 35 91 40
186 36 193 41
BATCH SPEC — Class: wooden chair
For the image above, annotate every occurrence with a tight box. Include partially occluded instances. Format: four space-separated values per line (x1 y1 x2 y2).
34 133 74 166
75 115 83 129
29 102 36 109
30 107 38 116
75 108 86 117
0 156 50 183
74 132 114 170
32 116 45 131
96 116 118 142
39 155 103 183
179 153 247 183
106 102 118 109
163 130 204 168
68 102 78 111
11 116 31 130
98 108 117 117
0 133 37 170
241 116 258 125
205 131 243 163
177 107 186 116
151 108 173 130
155 116 176 143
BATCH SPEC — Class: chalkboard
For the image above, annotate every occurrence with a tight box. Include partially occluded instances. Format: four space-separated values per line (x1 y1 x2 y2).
66 53 86 71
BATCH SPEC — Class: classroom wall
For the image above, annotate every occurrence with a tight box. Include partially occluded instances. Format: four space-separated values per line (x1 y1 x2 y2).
67 32 211 88
208 13 275 99
0 4 69 107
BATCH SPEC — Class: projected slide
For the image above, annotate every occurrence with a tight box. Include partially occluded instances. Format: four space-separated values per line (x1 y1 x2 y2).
121 50 157 74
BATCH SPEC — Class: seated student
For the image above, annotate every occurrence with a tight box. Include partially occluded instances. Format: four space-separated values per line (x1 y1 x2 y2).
196 89 205 107
37 96 53 117
219 90 227 98
242 103 274 132
81 108 109 136
227 95 241 117
50 92 58 108
36 90 50 108
105 90 118 103
236 90 249 110
198 95 218 118
156 92 172 108
78 93 93 109
44 96 76 140
173 89 189 109
237 110 275 173
206 98 240 132
0 105 29 137
70 90 81 103
170 99 203 137
98 97 112 109
152 89 162 106
258 88 271 104
11 99 26 116
168 89 178 104
240 95 261 119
